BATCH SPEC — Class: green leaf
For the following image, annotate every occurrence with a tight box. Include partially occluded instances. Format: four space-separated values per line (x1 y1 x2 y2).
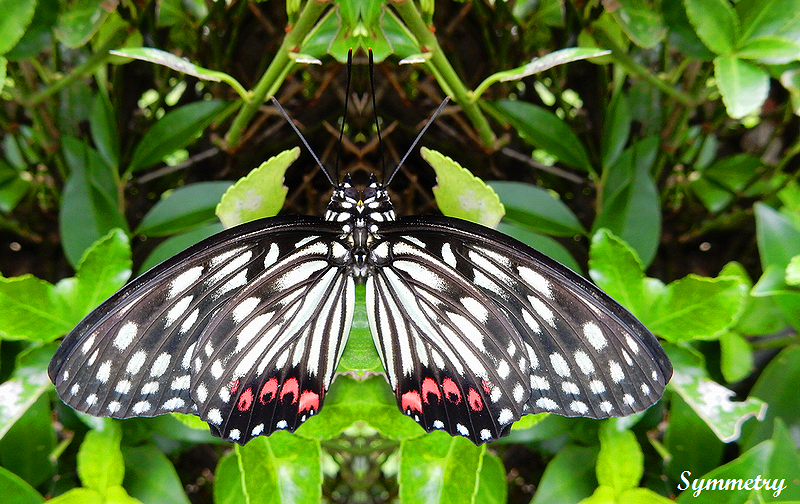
236 433 321 504
596 420 643 492
69 228 132 321
495 100 593 172
741 345 800 451
0 465 44 504
735 36 800 63
474 450 507 504
662 0 716 60
54 0 111 48
214 451 246 504
336 285 384 374
737 0 800 47
216 149 299 227
594 136 660 266
136 182 232 236
122 445 191 504
0 345 55 441
0 274 73 340
0 0 37 54
648 274 746 341
399 434 482 504
588 229 647 318
60 137 127 267
530 445 598 504
755 202 800 270
714 56 770 119
668 347 767 443
0 393 55 488
422 148 505 228
77 420 125 493
496 221 583 274
787 255 800 285
684 0 739 55
719 331 754 383
665 394 725 485
488 181 585 236
608 0 667 48
90 93 121 170
128 100 226 173
601 92 632 169
137 222 224 274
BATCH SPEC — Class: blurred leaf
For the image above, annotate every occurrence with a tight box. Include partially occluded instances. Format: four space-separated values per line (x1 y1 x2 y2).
128 100 225 173
684 0 739 55
399 434 482 504
0 393 54 488
665 394 724 485
755 202 800 270
216 149 298 228
137 182 231 236
594 136 660 266
60 137 127 267
123 445 191 504
719 331 754 383
0 466 43 504
0 345 54 441
530 445 598 504
424 148 505 228
495 100 592 172
77 420 125 493
474 450 507 504
489 181 584 236
601 92 631 169
90 93 120 169
608 0 667 48
55 0 112 48
497 221 583 274
737 0 800 46
786 255 800 285
137 222 224 274
741 345 800 451
668 347 767 443
214 451 246 504
662 0 716 60
596 420 642 492
336 285 384 374
236 434 321 504
735 36 800 63
714 56 770 119
0 0 37 54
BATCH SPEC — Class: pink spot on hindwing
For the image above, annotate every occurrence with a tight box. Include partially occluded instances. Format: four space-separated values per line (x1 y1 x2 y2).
401 390 423 413
259 378 278 403
422 377 441 403
280 377 299 403
237 387 254 411
467 387 483 411
442 378 462 404
298 390 320 412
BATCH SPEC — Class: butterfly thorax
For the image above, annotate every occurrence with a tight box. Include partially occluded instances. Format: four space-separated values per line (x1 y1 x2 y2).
324 173 396 280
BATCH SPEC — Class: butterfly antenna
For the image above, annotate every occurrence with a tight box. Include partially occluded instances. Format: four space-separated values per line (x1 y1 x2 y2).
334 49 353 181
270 96 337 187
368 49 387 182
384 96 451 187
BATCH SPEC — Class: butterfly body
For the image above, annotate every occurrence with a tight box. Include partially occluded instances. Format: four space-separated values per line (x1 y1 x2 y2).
49 171 671 445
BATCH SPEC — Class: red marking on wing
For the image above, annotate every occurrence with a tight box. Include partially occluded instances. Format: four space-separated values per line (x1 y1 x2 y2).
442 378 462 404
237 387 254 411
298 390 320 412
230 379 240 394
467 387 483 411
259 378 279 403
481 379 492 395
401 390 423 413
422 377 441 404
280 377 299 403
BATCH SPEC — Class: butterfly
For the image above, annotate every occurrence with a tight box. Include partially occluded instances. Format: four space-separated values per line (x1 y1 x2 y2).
48 54 671 446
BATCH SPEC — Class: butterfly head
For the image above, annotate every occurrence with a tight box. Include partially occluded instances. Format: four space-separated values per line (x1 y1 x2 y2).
325 173 395 228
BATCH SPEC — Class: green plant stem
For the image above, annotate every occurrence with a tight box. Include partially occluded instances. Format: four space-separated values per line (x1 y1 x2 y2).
27 29 128 105
591 25 695 107
391 0 496 148
224 0 330 149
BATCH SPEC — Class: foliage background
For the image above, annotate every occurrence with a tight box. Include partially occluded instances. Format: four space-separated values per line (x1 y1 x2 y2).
1 0 800 503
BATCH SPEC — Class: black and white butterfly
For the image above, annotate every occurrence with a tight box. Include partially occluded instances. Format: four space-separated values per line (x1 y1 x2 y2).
49 56 671 446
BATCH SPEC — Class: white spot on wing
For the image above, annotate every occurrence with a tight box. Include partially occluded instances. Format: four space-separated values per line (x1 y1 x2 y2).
459 297 489 323
600 401 613 413
141 381 159 394
150 353 172 377
498 408 514 424
589 380 606 394
81 334 97 354
114 322 137 350
573 351 594 375
518 266 552 298
96 360 112 383
402 235 427 248
127 351 147 375
530 375 550 390
115 380 131 394
161 397 185 410
584 322 606 350
609 360 624 383
264 243 280 268
549 352 571 377
170 266 204 298
208 408 223 424
132 401 151 414
529 296 555 326
570 401 588 414
441 243 457 268
535 397 558 411
165 296 193 327
561 381 580 394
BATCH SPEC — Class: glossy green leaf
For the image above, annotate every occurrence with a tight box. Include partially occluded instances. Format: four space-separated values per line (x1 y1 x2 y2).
0 393 54 488
136 182 232 236
662 0 716 60
0 0 37 54
236 433 321 504
665 394 724 486
530 445 598 504
754 202 800 270
735 36 800 63
214 451 246 504
337 285 384 374
138 222 224 274
608 0 667 48
0 274 73 340
60 137 127 267
495 100 592 172
474 450 507 504
684 0 739 55
719 331 754 383
488 181 584 236
714 56 770 119
496 221 583 274
741 345 800 451
216 149 299 228
594 136 660 266
0 345 55 442
423 148 505 228
0 465 43 504
128 100 225 173
55 0 111 48
69 228 132 321
77 420 125 493
737 0 800 47
123 445 191 504
399 434 482 504
588 229 648 318
668 347 766 443
596 420 643 492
